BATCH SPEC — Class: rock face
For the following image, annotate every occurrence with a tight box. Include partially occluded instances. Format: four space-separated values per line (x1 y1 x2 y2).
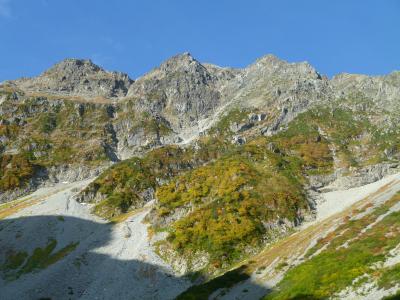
126 53 235 131
7 53 399 154
230 54 329 105
1 52 400 202
320 162 400 192
331 71 400 109
9 59 133 99
228 55 333 133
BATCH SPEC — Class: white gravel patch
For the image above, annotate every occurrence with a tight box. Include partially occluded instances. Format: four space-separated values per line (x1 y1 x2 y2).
316 173 400 222
338 281 400 300
384 244 400 268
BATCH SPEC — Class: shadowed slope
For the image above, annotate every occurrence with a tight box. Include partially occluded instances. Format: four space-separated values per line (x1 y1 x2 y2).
0 213 267 300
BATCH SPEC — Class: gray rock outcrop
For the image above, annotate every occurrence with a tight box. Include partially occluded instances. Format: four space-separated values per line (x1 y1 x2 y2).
9 59 133 99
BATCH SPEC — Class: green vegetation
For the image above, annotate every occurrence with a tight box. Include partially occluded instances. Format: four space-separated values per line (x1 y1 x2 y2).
140 112 172 136
271 100 400 173
154 138 307 268
176 265 250 300
84 145 199 218
124 106 386 273
0 96 117 192
84 138 233 219
0 93 195 196
0 153 36 191
83 133 312 270
1 239 79 280
91 157 155 218
275 261 289 271
271 110 333 175
263 192 400 300
38 112 57 133
378 264 400 290
1 251 28 270
0 123 20 140
208 98 400 178
209 108 252 136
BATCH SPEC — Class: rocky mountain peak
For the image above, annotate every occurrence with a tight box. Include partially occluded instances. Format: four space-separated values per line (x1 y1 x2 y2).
161 52 195 66
43 58 102 76
11 58 133 99
253 54 285 66
247 54 321 80
126 53 227 131
156 52 208 76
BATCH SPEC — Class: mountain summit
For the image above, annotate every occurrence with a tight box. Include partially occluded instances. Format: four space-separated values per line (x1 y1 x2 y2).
10 58 133 99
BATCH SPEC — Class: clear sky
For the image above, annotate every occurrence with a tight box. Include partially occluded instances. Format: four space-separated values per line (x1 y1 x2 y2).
0 0 399 81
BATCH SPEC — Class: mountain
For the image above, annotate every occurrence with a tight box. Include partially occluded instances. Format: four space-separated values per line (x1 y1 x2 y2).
7 58 133 99
1 53 400 299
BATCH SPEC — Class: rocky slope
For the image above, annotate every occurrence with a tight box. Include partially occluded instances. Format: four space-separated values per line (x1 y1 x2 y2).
1 53 400 299
7 58 132 99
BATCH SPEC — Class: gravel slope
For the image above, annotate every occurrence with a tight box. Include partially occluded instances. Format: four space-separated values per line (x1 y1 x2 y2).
316 173 400 222
0 180 191 300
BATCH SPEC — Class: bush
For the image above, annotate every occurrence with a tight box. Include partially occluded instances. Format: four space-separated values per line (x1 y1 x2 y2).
0 154 35 191
155 141 307 265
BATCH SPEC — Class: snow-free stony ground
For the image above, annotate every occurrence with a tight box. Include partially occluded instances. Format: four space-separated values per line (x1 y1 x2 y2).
316 173 400 222
0 180 191 300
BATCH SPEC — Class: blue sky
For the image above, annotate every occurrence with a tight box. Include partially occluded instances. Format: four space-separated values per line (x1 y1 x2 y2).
0 0 399 81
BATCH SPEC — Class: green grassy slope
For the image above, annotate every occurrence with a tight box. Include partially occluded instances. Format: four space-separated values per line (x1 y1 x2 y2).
263 192 400 300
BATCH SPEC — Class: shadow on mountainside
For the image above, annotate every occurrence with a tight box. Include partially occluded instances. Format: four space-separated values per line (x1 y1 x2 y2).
0 215 269 300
